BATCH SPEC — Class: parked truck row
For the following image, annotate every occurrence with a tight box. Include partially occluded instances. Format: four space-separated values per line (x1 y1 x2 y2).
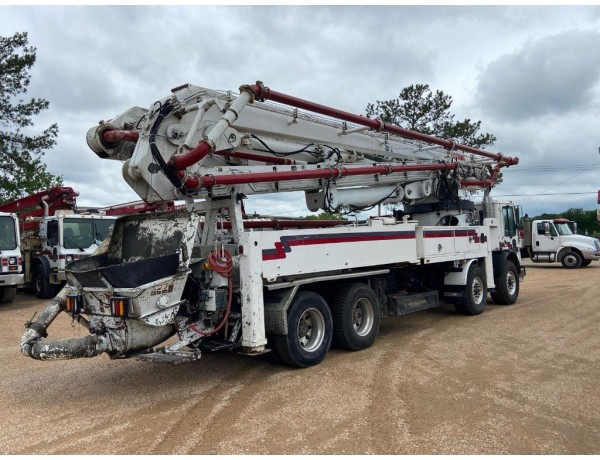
0 187 176 303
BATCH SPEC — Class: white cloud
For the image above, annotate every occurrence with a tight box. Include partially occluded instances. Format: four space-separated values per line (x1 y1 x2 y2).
1 5 599 217
476 30 600 122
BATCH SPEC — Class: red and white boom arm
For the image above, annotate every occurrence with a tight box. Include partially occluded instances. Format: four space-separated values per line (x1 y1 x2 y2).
87 82 518 209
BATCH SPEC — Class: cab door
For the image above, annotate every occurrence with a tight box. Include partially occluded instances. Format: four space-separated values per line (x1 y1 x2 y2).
533 221 559 253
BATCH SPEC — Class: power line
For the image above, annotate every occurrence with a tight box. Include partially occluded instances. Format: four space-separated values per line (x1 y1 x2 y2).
507 163 600 172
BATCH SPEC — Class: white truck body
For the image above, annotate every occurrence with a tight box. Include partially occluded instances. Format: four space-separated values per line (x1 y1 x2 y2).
520 218 600 268
0 212 24 303
21 212 117 298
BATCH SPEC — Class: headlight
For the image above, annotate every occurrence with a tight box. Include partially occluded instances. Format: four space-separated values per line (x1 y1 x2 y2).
8 257 17 265
66 255 74 264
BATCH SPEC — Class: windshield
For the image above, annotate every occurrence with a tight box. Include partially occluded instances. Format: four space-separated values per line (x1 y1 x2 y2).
0 216 17 250
63 217 116 249
94 218 116 242
555 223 573 236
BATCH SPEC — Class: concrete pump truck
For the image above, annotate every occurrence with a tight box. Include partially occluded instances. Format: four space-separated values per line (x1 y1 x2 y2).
21 81 524 368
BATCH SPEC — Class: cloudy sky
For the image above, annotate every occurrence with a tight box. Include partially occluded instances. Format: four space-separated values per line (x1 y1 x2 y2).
2 5 600 217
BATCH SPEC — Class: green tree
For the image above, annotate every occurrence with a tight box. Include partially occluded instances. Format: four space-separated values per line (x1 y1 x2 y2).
0 31 61 203
365 83 496 149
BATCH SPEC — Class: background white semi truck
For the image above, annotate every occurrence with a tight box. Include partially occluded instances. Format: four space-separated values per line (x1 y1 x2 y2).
520 217 600 268
21 81 524 368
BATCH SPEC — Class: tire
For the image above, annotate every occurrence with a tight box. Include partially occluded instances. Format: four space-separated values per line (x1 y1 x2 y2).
561 251 582 269
0 286 17 304
581 259 592 267
455 265 487 316
490 261 519 305
331 283 381 351
33 266 54 299
273 291 333 368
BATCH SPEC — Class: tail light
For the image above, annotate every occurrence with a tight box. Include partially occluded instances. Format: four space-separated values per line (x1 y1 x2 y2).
65 294 83 316
110 297 129 318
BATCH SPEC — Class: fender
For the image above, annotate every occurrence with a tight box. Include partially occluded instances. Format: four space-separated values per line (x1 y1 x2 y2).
264 286 299 335
443 258 479 287
556 246 577 261
492 250 521 278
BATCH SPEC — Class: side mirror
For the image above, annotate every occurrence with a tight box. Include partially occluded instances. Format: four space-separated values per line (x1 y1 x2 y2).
544 222 550 236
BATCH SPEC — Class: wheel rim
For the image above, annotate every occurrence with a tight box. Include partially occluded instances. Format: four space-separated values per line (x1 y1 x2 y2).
297 307 325 352
472 276 484 304
352 298 374 337
506 271 517 296
563 254 579 267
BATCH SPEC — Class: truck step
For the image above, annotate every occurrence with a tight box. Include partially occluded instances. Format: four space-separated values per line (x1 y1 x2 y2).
137 349 201 365
198 338 236 352
387 290 439 316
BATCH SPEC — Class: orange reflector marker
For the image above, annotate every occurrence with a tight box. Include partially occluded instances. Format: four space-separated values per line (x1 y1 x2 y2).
65 294 83 316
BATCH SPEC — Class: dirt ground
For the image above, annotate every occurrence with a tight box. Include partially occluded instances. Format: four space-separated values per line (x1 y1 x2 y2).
1 262 599 454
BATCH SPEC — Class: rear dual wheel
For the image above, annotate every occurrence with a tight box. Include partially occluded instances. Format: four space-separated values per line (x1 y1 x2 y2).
273 283 381 368
331 283 380 351
273 291 333 368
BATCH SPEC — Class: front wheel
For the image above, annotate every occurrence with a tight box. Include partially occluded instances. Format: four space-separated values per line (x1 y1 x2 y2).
491 261 519 305
561 251 582 269
0 286 17 304
455 265 487 316
33 266 54 299
581 259 592 267
273 291 333 368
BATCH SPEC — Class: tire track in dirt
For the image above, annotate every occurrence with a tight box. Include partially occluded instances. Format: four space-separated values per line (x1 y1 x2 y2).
149 360 262 454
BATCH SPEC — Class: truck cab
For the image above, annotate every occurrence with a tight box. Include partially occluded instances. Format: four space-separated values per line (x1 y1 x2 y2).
28 212 117 297
0 212 24 303
474 199 522 253
521 218 600 268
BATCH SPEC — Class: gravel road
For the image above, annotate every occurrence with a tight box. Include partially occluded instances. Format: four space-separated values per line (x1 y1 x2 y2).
1 263 599 454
